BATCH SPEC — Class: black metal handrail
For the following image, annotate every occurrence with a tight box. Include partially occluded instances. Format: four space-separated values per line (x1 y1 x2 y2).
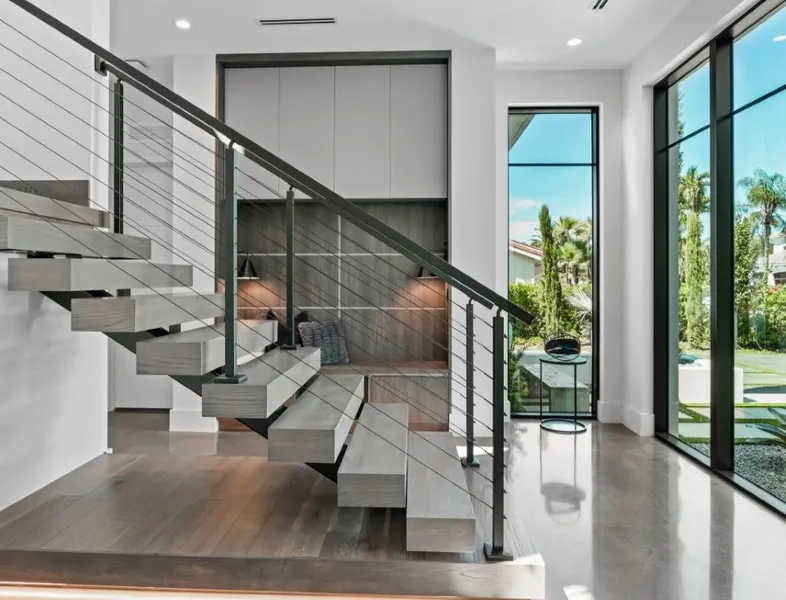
6 0 532 326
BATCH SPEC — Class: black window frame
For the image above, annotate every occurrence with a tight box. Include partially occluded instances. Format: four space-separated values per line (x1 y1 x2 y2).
507 106 600 420
653 0 786 515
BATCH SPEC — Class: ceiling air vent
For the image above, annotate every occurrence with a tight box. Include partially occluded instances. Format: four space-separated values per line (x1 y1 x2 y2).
257 17 336 26
589 0 610 9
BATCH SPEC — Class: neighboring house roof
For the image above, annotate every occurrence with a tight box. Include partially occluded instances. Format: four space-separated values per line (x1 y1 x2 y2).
509 240 542 262
756 247 786 274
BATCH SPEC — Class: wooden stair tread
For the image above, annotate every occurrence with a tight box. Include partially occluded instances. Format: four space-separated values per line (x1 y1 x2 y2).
136 319 276 376
202 347 321 419
71 292 224 332
338 403 409 508
0 211 150 259
0 187 107 227
7 258 193 291
406 431 475 552
268 374 364 463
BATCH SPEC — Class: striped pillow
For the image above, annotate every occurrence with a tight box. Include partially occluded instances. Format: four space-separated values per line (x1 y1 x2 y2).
297 319 350 365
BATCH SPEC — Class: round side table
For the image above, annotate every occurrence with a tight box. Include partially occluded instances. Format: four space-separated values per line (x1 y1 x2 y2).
538 356 588 434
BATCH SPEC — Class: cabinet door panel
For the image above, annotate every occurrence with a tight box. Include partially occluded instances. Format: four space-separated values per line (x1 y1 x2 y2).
334 65 391 198
390 65 448 199
279 67 335 198
224 68 280 199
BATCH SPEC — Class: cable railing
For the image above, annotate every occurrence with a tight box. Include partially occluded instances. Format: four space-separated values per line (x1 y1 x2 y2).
0 0 536 560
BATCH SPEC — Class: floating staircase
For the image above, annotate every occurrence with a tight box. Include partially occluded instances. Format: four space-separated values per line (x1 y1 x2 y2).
1 190 478 555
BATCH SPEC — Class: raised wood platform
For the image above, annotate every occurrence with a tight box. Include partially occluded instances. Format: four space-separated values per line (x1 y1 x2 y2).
338 403 409 508
0 413 546 599
202 347 321 419
71 293 225 332
7 258 193 291
268 374 364 463
136 319 276 376
322 361 450 431
406 432 475 553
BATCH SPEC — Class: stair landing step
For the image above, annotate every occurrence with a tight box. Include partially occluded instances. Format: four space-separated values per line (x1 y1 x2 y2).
202 347 321 419
136 319 276 376
338 403 409 508
7 258 193 291
268 374 364 464
0 211 151 259
406 431 475 553
71 292 225 332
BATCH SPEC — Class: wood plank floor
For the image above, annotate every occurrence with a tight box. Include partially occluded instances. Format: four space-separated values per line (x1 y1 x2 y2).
0 411 538 565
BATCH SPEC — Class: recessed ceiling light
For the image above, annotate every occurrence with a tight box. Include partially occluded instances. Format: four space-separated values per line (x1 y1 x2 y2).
774 34 786 42
567 38 583 47
174 19 191 30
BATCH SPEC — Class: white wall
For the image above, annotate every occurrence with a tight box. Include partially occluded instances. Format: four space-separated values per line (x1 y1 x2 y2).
169 55 219 432
496 69 625 424
0 0 110 511
110 56 175 411
621 0 753 435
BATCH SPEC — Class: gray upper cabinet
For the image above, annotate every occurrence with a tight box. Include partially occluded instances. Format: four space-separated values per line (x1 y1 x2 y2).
279 67 336 199
390 64 448 199
224 68 280 199
334 66 392 199
223 62 447 202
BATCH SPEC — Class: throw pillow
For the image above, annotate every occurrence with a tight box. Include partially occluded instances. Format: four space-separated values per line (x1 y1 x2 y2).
298 319 350 365
266 309 308 346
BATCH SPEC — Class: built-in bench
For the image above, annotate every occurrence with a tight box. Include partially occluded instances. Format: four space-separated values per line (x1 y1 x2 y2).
521 363 590 413
322 361 450 431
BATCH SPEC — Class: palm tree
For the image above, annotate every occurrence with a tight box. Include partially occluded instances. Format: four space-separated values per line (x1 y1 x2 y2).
739 168 786 274
558 241 583 285
679 165 711 216
553 216 581 247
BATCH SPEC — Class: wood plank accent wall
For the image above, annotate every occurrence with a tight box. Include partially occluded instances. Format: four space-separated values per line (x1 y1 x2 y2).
237 200 448 362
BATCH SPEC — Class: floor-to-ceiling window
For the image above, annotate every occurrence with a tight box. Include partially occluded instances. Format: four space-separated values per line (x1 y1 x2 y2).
507 108 599 418
731 3 786 503
655 0 786 512
663 63 713 455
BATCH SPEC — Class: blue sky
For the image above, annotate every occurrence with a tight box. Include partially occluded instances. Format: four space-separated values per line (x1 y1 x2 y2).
508 3 786 245
508 113 594 243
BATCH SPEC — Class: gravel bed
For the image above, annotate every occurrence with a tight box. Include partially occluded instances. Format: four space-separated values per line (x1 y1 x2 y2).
692 443 786 502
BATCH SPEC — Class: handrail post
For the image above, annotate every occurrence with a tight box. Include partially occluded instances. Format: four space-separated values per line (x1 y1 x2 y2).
484 310 512 561
461 300 479 468
282 187 297 350
111 78 124 235
111 77 130 298
216 142 246 384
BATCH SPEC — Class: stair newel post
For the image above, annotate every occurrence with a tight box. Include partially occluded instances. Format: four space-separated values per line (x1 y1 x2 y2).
461 299 479 468
283 187 297 350
216 141 246 384
484 309 512 561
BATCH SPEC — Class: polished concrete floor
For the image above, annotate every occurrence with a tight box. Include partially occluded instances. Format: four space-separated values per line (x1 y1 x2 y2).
506 421 786 600
3 412 786 599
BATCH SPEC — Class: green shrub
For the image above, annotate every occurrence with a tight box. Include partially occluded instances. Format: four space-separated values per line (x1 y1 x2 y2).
764 286 786 351
509 282 542 341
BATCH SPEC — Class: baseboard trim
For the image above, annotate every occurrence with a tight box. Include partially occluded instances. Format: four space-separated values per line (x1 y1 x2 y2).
624 406 655 436
597 400 623 423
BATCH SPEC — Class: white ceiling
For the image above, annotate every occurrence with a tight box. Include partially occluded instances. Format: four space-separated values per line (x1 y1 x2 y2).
111 0 695 69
